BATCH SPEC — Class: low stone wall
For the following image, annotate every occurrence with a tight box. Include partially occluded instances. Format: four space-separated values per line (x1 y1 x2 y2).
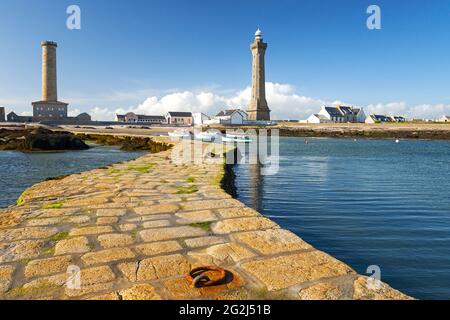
0 139 412 300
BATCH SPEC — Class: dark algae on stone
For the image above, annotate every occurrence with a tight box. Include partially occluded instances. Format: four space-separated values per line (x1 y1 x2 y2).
0 127 89 152
76 133 172 152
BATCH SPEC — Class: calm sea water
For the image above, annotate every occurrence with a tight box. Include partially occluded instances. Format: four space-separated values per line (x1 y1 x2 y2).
0 145 144 208
234 137 450 300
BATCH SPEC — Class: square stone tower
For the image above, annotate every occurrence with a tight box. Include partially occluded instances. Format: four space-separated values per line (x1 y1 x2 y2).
0 107 5 122
247 29 271 121
32 41 68 121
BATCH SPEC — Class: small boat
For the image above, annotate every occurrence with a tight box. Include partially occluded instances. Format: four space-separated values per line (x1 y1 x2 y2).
168 130 191 138
222 134 253 143
194 131 221 142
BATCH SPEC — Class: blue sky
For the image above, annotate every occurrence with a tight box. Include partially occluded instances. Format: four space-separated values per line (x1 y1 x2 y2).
1 0 450 120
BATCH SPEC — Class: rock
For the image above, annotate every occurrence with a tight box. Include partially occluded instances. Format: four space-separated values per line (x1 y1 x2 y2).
24 256 73 278
142 220 171 229
97 234 134 249
233 229 312 255
298 282 348 300
184 236 227 248
134 241 182 256
65 266 116 297
96 217 119 225
241 251 355 291
118 284 162 300
0 240 44 263
176 210 218 224
96 209 127 217
55 237 90 255
0 127 89 151
217 207 260 219
0 265 15 293
118 224 137 232
81 248 135 266
69 226 113 236
189 243 256 265
353 276 413 300
118 254 190 282
212 217 279 234
183 199 244 211
134 204 179 215
139 226 207 242
0 227 58 242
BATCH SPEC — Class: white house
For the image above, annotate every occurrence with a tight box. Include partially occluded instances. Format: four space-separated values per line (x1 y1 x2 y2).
192 113 211 126
306 114 332 124
313 105 366 123
365 114 393 124
213 109 247 125
439 115 450 122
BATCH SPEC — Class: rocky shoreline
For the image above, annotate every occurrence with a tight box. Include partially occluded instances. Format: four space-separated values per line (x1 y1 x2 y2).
76 133 172 153
0 127 88 152
278 127 450 140
205 123 450 140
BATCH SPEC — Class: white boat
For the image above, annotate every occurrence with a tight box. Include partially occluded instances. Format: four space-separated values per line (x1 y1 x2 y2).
194 130 223 142
194 132 214 142
168 130 191 138
222 134 253 143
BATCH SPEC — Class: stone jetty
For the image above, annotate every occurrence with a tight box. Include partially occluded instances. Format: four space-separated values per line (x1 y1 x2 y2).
0 138 411 300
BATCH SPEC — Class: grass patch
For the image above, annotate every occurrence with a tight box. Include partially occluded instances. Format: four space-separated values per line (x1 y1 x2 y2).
9 282 61 297
42 202 64 209
160 179 169 184
126 163 157 173
210 173 224 186
19 259 31 266
189 221 213 232
16 190 30 206
49 231 70 242
186 176 196 183
108 168 122 174
42 248 55 256
255 287 268 299
175 185 199 195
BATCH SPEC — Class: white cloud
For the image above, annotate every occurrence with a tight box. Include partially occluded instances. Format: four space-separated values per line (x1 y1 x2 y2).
68 108 81 117
4 82 450 121
364 102 450 119
89 107 117 121
95 82 329 121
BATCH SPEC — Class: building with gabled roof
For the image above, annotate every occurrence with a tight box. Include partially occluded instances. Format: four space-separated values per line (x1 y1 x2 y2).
214 109 248 125
314 105 366 123
306 114 332 124
439 115 450 122
116 112 166 124
165 112 193 125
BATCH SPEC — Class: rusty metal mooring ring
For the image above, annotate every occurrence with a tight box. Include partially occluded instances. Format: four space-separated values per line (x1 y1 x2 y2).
186 266 227 288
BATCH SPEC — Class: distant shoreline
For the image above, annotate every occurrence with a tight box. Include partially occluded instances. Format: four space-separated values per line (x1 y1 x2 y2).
4 123 450 142
210 123 450 141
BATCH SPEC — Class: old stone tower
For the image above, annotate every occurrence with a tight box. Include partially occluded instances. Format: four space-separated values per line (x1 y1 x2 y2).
247 29 271 121
32 41 68 121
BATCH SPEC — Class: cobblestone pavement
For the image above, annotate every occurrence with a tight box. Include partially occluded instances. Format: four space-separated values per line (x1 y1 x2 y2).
0 140 412 300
